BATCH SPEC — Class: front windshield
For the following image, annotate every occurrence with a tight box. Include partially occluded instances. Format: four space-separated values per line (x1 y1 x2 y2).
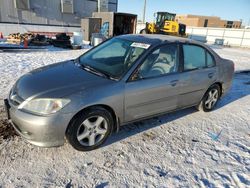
79 38 149 79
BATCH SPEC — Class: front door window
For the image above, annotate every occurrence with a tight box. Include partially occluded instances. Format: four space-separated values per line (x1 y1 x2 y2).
136 44 179 79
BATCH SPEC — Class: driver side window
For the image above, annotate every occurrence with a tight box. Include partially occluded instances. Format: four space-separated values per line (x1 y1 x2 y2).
136 44 178 79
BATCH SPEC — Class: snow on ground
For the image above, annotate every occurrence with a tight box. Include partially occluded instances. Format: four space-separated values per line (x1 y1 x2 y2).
211 45 250 72
0 46 249 187
0 47 87 104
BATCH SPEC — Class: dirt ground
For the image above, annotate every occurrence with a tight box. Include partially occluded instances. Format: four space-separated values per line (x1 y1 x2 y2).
0 107 17 144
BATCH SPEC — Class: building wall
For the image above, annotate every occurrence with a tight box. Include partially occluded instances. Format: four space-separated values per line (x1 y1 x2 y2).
176 14 242 28
177 17 200 27
0 0 117 27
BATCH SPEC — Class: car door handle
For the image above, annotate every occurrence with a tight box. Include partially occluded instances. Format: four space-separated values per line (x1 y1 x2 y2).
170 80 179 86
208 73 214 78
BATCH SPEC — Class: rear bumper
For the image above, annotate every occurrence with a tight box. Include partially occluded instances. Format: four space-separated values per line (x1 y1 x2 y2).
5 99 73 147
221 81 232 97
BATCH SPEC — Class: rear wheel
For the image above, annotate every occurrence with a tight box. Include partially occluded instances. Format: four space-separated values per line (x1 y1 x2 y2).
196 85 220 112
66 107 114 151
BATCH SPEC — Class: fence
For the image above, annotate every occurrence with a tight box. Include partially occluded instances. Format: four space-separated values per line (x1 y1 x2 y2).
136 23 250 48
186 27 250 47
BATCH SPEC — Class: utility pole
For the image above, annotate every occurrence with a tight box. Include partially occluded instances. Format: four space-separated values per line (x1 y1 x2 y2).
98 0 108 12
142 0 147 23
98 0 101 12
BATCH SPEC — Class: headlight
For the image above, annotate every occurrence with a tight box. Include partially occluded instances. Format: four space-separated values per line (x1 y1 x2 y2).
18 98 70 115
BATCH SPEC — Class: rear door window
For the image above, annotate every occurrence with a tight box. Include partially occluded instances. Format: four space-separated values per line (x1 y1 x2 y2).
207 52 215 67
183 45 206 71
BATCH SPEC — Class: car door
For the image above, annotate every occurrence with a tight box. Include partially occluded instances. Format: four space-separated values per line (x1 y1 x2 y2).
178 44 217 107
124 43 184 122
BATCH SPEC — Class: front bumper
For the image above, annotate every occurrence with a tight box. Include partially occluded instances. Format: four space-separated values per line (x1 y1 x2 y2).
4 99 73 147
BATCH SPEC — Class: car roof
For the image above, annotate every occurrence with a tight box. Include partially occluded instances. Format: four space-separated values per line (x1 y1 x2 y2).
117 34 193 45
117 34 216 54
117 34 220 59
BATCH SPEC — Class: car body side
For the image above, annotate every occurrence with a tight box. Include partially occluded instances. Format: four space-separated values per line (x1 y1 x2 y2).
7 35 234 147
62 39 234 131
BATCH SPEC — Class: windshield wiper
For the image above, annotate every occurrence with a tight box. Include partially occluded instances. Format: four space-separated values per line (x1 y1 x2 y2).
81 64 107 78
81 64 116 80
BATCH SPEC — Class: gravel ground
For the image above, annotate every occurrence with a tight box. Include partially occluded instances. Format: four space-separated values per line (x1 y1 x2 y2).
0 45 249 187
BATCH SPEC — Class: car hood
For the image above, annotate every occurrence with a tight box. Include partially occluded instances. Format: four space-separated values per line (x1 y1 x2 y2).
13 60 112 100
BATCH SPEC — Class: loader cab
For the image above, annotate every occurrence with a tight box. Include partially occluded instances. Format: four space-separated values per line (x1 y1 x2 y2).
155 12 176 28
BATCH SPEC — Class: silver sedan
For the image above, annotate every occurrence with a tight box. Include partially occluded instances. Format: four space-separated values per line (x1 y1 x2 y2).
4 34 234 151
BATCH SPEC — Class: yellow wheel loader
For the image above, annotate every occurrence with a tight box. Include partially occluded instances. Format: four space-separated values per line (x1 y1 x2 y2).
140 12 186 36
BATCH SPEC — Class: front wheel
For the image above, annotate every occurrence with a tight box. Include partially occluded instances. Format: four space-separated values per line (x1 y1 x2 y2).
196 85 221 112
66 107 114 151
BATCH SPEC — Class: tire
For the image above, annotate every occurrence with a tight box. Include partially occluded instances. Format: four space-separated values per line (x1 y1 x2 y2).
66 107 114 151
196 84 221 112
140 29 148 34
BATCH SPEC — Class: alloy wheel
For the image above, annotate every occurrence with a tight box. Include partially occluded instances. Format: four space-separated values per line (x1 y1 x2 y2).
205 89 219 109
77 116 108 146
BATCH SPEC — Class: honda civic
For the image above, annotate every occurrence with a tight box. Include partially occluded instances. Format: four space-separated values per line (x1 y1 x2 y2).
4 34 234 151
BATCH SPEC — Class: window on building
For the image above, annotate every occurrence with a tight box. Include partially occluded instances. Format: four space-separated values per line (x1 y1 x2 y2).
226 21 233 28
61 0 74 13
204 19 208 27
15 0 30 10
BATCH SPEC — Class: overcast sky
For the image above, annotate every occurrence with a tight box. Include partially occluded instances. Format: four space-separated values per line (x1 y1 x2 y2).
118 0 250 25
